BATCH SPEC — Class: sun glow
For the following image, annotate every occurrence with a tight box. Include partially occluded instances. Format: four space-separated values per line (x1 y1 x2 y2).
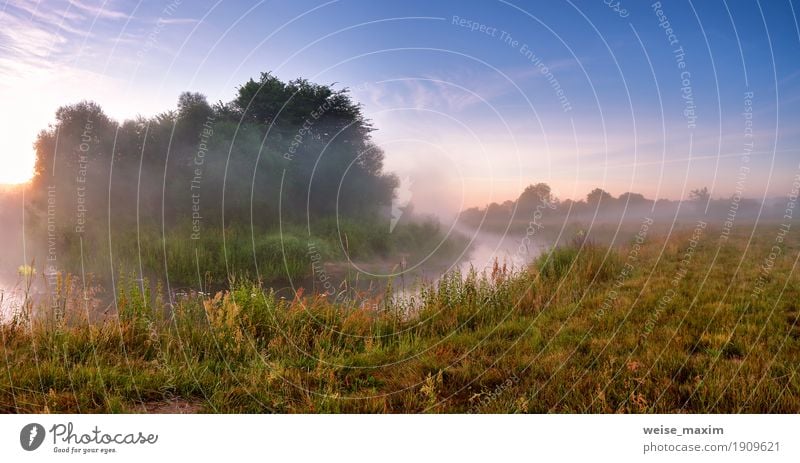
0 141 36 185
0 91 41 185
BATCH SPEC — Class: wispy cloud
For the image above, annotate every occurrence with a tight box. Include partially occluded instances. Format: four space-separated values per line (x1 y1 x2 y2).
156 17 199 25
68 0 129 20
0 0 114 82
356 58 580 115
0 0 197 84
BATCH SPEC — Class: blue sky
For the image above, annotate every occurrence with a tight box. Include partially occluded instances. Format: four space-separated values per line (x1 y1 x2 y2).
1 0 799 214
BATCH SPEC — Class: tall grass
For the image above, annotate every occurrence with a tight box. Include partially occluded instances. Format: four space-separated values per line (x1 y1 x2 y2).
51 219 462 288
2 226 798 413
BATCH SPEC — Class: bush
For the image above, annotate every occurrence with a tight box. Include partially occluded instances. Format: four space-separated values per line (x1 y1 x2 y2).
535 241 620 285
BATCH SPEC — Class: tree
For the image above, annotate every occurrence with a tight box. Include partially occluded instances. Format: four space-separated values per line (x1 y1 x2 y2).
31 101 120 237
618 192 646 204
233 73 370 144
234 72 289 126
34 101 114 180
177 92 212 121
586 188 613 207
31 74 398 234
518 183 553 209
689 187 710 204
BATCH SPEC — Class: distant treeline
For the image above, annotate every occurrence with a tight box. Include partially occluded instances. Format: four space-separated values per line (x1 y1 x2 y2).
459 183 791 229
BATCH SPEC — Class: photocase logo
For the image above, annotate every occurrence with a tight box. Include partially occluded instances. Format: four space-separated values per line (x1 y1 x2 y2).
20 423 45 451
390 175 414 233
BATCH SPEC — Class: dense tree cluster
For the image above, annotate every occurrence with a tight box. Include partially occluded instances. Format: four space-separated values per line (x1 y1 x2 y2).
30 73 398 235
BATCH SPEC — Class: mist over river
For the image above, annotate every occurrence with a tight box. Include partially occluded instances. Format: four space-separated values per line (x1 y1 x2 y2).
0 225 549 322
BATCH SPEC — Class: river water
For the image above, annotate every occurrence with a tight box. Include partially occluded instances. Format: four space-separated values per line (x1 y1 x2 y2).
0 274 28 322
0 228 548 322
389 228 547 298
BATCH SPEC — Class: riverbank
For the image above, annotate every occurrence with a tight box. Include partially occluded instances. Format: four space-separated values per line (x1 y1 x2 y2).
1 226 798 413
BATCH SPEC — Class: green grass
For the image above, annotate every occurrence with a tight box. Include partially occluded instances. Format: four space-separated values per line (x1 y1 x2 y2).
51 218 462 287
1 225 798 413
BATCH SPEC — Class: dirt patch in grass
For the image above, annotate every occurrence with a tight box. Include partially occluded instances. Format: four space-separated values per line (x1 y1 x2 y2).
140 399 204 414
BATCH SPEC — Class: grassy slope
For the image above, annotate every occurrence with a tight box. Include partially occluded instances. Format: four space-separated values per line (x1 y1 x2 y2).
1 225 798 413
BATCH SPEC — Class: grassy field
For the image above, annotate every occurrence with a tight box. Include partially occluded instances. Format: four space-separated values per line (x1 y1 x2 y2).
1 224 798 413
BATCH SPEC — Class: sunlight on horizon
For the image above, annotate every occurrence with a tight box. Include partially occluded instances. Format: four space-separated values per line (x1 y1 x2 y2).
0 79 45 185
0 140 36 185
